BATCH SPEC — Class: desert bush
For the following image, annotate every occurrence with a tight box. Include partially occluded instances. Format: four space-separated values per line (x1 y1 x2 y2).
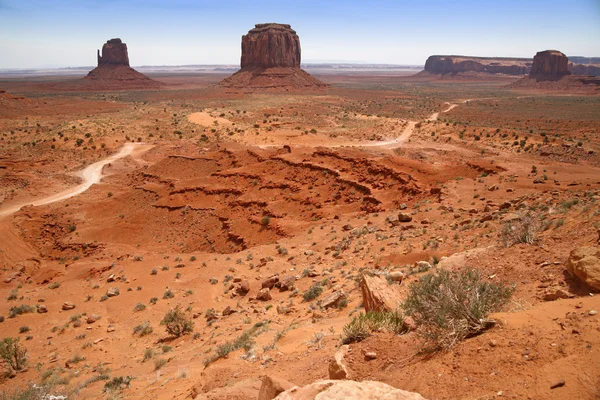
133 321 153 337
342 311 406 344
133 302 146 312
104 376 132 392
143 348 153 362
154 358 167 371
160 306 193 337
302 283 323 302
403 268 512 350
0 337 28 371
163 289 174 299
500 212 540 246
8 304 35 318
204 322 268 366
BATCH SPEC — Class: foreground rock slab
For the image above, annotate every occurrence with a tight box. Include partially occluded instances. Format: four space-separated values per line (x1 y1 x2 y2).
566 247 600 290
274 380 427 400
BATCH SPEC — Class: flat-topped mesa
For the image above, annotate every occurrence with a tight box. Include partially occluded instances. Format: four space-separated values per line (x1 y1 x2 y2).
219 23 326 90
241 23 301 69
530 50 570 77
97 38 130 67
423 55 531 76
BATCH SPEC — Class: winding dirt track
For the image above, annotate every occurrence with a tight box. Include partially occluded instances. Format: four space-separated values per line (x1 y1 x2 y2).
0 143 153 218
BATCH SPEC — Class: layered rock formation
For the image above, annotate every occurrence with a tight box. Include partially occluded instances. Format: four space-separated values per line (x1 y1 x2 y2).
97 38 130 66
510 50 600 91
219 23 327 90
569 63 600 76
530 50 570 78
241 24 300 68
422 55 531 76
84 38 160 88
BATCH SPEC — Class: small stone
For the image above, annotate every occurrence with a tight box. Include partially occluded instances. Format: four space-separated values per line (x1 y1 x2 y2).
62 302 76 311
388 271 404 283
37 304 48 313
222 306 235 316
399 203 407 210
589 310 598 316
107 325 115 332
364 351 377 360
398 212 412 222
550 379 565 389
106 287 119 297
342 224 353 231
489 339 497 347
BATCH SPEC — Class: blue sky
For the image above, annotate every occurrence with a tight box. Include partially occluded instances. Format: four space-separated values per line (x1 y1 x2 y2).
0 0 599 68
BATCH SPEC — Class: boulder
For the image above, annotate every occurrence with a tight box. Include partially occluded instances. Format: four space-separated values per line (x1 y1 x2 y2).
320 290 347 309
258 375 296 400
36 304 48 313
262 275 280 290
360 274 402 312
566 247 600 290
388 271 404 283
328 345 352 380
398 213 412 222
257 288 272 301
106 287 119 297
236 280 250 295
274 380 428 400
278 276 296 292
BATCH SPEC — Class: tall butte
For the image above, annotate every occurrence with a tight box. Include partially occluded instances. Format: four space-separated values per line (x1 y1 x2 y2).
219 23 327 90
84 39 160 88
529 50 570 79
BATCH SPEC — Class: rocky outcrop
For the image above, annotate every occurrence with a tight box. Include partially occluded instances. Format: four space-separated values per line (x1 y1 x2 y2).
84 38 161 88
241 24 300 69
258 375 296 400
328 345 352 380
530 50 570 77
566 247 600 290
219 23 327 90
97 38 129 66
423 55 531 76
274 380 428 400
360 274 403 312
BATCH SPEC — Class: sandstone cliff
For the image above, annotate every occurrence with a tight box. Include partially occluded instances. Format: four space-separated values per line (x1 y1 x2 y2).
97 38 130 66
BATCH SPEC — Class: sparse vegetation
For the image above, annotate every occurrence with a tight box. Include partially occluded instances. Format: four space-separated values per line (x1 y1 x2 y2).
500 212 540 246
160 305 194 337
403 268 513 350
342 311 407 344
0 337 28 371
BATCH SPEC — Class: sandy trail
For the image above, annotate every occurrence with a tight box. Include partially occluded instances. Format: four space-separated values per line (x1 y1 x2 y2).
255 100 468 150
0 142 153 218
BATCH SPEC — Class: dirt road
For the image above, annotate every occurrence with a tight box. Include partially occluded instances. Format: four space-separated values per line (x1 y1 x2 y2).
0 143 153 218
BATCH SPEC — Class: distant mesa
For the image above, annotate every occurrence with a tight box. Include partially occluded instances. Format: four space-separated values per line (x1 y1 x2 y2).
421 55 531 76
219 23 327 90
530 50 570 78
418 54 600 79
510 50 600 92
84 38 161 88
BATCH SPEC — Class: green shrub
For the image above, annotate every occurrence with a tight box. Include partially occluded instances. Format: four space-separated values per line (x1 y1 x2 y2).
0 337 28 371
342 311 406 344
160 306 193 337
133 321 153 337
133 302 146 312
302 283 323 302
8 305 35 318
403 268 512 350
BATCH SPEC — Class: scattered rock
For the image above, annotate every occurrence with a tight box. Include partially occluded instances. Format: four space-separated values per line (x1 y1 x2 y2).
364 351 377 360
398 213 412 222
262 275 280 290
87 315 99 324
36 304 48 313
543 289 574 301
236 280 250 295
342 224 353 231
388 271 404 283
360 274 403 312
329 345 352 380
258 375 296 400
106 287 119 297
62 302 76 311
278 276 296 292
399 203 408 210
320 290 347 309
257 288 272 301
223 306 235 316
274 379 428 399
566 247 600 290
550 379 566 389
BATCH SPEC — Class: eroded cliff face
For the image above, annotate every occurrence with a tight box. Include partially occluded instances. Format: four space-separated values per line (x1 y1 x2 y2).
97 38 130 67
241 24 301 69
570 64 600 76
423 56 531 75
530 50 570 77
